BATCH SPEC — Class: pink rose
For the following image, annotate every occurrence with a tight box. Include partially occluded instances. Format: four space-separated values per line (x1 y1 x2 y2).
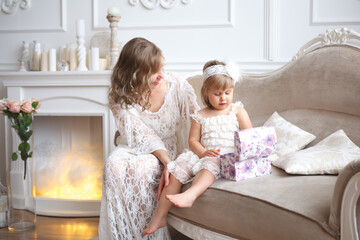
7 100 21 113
31 98 40 110
21 100 33 113
0 98 7 111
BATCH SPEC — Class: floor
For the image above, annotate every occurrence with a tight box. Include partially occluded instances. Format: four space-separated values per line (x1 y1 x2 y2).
0 215 191 240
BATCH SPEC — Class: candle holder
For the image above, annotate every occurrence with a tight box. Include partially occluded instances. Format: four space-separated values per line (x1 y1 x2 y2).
19 41 30 71
106 14 121 70
76 35 88 71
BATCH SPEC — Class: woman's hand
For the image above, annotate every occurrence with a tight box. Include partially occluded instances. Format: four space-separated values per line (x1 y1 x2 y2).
158 166 170 200
202 149 221 158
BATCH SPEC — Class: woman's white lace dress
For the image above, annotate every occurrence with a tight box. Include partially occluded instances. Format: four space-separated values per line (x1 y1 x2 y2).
167 101 243 184
98 73 199 240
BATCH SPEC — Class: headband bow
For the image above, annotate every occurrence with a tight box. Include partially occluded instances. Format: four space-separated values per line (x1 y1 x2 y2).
203 63 241 84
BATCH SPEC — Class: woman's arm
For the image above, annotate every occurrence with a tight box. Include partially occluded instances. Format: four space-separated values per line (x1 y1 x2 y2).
188 119 220 158
236 106 253 130
110 103 168 154
153 149 172 199
152 149 171 166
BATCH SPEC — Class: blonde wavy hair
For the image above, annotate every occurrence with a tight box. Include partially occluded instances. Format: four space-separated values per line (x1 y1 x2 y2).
201 60 234 109
108 37 164 110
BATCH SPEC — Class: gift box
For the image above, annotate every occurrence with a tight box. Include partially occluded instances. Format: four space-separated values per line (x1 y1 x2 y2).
220 153 272 181
234 126 277 160
219 126 277 181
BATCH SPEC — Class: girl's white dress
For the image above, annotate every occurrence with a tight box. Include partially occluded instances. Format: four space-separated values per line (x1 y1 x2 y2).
98 73 199 240
167 101 243 184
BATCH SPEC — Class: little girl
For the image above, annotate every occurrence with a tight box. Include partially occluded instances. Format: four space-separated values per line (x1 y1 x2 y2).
143 60 253 235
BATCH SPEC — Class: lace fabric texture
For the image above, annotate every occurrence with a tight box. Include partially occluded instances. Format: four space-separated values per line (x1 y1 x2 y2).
168 101 243 184
99 73 199 240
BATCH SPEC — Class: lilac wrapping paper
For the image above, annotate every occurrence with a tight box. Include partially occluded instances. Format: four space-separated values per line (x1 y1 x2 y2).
234 126 277 161
220 126 277 181
220 153 272 181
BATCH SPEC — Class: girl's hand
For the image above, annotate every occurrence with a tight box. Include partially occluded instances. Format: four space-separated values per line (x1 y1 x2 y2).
203 149 221 157
158 166 170 200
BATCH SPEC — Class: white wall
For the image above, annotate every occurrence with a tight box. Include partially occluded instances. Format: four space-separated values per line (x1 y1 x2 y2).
0 0 360 183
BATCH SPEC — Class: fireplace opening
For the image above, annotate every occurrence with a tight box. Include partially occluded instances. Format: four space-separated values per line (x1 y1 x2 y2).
33 116 103 216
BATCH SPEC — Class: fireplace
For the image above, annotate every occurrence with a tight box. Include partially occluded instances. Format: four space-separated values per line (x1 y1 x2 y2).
3 71 115 217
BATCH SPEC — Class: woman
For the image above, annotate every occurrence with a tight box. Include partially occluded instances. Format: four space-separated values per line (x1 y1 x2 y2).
98 37 199 239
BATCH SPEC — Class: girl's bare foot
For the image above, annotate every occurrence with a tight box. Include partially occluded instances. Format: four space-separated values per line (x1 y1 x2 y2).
143 216 167 235
166 192 196 208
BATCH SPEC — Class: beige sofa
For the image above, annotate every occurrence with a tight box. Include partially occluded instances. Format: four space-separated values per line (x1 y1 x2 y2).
167 28 360 240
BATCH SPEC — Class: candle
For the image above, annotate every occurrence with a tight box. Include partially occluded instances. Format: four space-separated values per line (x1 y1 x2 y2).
107 6 120 15
60 45 67 61
69 47 77 71
76 19 85 37
106 54 110 67
91 48 99 71
32 42 41 71
87 49 92 70
49 48 57 71
99 58 107 70
40 51 48 71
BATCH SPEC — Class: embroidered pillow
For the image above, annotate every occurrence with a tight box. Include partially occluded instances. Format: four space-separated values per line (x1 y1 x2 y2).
272 129 360 174
263 112 316 162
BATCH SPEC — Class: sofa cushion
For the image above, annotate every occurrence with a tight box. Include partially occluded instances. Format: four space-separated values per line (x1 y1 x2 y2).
263 111 316 161
251 109 360 148
169 166 337 240
273 129 360 174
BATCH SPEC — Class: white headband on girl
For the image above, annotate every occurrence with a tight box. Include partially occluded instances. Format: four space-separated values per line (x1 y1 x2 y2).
203 63 240 84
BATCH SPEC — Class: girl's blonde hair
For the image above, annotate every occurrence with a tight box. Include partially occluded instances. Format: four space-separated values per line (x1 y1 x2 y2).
108 37 163 110
201 60 234 109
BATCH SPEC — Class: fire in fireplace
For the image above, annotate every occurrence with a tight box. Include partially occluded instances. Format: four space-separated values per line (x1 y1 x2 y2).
34 116 103 216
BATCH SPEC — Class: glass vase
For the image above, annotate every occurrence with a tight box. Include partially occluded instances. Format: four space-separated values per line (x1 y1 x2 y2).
6 113 36 231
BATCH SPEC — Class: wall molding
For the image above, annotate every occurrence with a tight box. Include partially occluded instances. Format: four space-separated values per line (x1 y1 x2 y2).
310 0 360 25
1 0 31 15
92 0 234 30
264 0 280 61
0 0 67 33
0 62 18 71
0 60 288 74
128 0 192 10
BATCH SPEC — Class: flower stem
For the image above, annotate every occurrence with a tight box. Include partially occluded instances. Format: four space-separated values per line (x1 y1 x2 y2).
24 159 27 180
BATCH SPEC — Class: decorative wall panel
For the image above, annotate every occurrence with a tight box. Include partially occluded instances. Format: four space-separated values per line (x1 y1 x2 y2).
311 0 360 25
93 0 233 30
0 0 66 32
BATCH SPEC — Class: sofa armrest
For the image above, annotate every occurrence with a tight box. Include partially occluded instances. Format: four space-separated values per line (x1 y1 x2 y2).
329 159 360 240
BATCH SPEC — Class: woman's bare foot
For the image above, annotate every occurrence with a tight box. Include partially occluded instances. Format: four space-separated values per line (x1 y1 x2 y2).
143 216 167 235
166 192 196 208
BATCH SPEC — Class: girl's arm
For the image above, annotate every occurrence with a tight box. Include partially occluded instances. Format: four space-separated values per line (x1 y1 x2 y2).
236 106 253 130
188 119 220 158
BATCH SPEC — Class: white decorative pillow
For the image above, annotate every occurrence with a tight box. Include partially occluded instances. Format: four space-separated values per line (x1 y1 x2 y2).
272 129 360 175
263 112 316 162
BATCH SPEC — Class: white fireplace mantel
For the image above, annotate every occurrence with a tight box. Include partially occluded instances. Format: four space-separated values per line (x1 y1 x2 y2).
2 71 116 160
1 71 117 216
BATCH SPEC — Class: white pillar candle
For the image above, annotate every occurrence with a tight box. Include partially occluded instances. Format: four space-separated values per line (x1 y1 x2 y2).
69 47 77 71
40 51 48 72
106 54 110 67
32 42 42 71
91 48 99 71
107 6 120 15
87 49 92 70
49 48 57 71
99 58 107 70
60 45 67 61
76 19 85 37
